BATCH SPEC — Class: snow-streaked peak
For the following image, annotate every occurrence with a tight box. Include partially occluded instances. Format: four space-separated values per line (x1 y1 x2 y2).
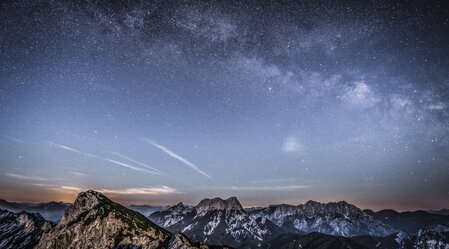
250 200 397 237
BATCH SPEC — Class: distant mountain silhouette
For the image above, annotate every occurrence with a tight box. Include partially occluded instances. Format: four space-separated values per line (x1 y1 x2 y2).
364 209 449 233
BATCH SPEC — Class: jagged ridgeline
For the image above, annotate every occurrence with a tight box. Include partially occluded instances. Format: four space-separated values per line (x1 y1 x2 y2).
1 192 449 249
150 197 283 248
32 190 229 249
149 197 449 249
0 210 53 248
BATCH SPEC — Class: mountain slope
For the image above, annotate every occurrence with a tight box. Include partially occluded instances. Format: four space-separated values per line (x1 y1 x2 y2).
364 209 449 233
266 230 449 249
249 201 396 237
150 197 283 248
398 229 449 249
264 232 400 249
35 190 227 249
0 209 54 249
426 209 449 216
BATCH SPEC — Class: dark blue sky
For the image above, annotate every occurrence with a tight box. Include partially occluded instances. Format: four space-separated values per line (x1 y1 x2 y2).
1 0 448 210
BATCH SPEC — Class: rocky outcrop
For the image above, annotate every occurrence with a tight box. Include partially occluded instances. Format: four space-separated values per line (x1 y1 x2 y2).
249 200 396 237
195 197 243 216
398 229 449 249
150 197 282 248
0 209 54 249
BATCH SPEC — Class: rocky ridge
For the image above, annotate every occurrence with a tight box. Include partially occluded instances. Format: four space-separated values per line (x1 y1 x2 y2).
35 190 227 249
249 200 396 237
0 209 53 249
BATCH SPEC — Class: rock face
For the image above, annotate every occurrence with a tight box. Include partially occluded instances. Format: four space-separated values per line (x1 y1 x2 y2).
398 229 449 249
35 190 224 249
0 209 54 249
196 197 243 216
150 197 283 248
249 200 396 237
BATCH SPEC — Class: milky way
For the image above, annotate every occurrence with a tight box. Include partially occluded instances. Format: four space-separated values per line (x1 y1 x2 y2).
0 0 448 210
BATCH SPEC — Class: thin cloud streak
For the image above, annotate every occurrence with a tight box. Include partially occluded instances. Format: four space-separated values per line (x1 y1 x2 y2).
106 159 159 174
100 186 178 195
0 135 26 143
111 152 165 175
5 173 47 181
45 185 178 196
61 186 84 191
46 141 99 158
46 141 158 175
69 171 88 176
144 139 211 178
251 178 296 184
213 185 309 191
30 183 58 187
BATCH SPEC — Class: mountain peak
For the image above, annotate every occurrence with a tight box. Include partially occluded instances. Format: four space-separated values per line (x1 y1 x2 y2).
59 190 116 226
72 190 107 210
196 196 243 215
37 191 177 249
304 200 320 206
337 200 350 205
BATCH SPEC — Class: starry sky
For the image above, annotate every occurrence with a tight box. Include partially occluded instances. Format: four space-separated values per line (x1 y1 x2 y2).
1 0 448 211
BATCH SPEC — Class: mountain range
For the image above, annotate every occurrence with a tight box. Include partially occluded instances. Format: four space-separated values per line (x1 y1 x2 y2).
0 199 70 223
0 198 166 222
248 201 396 237
1 192 448 249
150 197 285 248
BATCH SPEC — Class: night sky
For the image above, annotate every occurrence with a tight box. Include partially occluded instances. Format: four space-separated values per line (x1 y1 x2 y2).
1 0 448 210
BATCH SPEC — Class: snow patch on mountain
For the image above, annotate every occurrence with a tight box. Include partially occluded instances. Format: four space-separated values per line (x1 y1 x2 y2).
250 200 397 237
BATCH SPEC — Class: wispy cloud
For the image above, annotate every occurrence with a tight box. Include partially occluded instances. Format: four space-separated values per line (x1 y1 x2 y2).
0 135 26 143
282 136 304 154
100 186 178 195
46 141 159 175
106 159 159 174
69 171 88 176
251 178 296 184
60 185 84 191
44 184 178 196
213 185 309 191
30 183 58 187
144 139 211 178
5 173 47 181
111 152 165 175
46 141 100 158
